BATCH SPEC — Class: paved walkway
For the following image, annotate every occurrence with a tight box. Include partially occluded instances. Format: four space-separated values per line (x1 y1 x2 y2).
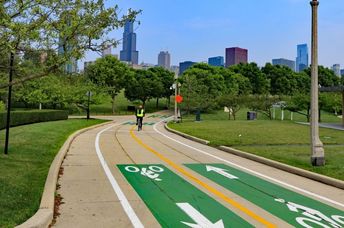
297 122 344 131
53 113 344 227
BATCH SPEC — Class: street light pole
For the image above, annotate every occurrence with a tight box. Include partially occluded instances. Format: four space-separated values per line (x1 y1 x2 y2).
310 0 325 166
4 52 14 155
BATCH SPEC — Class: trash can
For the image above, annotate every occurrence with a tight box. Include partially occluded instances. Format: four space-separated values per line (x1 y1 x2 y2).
195 110 201 121
247 111 257 120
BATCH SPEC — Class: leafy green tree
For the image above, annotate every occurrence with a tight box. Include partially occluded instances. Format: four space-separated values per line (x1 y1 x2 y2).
0 0 140 89
179 63 225 113
147 67 174 108
246 94 280 120
286 93 311 122
124 69 163 107
262 63 297 95
304 66 341 87
217 94 246 120
228 63 270 94
218 67 252 95
86 55 132 114
320 93 342 115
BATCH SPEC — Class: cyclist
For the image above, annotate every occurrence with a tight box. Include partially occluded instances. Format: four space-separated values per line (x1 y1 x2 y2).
135 105 145 130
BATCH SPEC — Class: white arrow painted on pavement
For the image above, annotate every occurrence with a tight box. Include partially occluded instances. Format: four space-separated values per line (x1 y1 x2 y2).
176 203 225 228
206 165 239 180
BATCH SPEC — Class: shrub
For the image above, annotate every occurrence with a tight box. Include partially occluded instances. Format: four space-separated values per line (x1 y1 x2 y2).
0 110 68 129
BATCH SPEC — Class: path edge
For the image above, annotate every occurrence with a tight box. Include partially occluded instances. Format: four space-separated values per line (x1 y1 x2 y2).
16 120 114 228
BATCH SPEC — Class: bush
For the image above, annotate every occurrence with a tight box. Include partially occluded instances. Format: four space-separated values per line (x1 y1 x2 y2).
0 110 68 129
0 101 5 112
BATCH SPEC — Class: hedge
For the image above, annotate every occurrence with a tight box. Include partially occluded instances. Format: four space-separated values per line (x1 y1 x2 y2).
0 110 68 130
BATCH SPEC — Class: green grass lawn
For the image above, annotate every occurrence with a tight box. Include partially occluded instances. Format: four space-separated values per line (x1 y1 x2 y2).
0 119 107 228
169 110 344 181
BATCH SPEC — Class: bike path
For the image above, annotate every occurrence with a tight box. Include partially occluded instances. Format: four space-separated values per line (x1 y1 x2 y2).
54 114 344 227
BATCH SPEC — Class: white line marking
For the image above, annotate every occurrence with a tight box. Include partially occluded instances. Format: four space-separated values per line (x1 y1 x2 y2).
177 203 225 228
95 122 144 228
153 119 344 209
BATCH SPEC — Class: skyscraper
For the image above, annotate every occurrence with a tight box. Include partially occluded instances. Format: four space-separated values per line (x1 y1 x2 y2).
332 64 341 77
208 56 224 67
225 47 248 67
179 61 196 75
120 20 139 64
58 37 78 74
158 51 171 69
296 44 309 72
58 15 78 74
272 58 296 71
341 69 344 77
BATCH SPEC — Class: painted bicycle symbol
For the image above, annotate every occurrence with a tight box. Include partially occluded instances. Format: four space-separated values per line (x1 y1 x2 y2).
275 198 344 228
125 165 164 181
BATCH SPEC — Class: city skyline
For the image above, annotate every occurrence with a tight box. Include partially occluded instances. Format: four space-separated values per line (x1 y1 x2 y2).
82 0 344 69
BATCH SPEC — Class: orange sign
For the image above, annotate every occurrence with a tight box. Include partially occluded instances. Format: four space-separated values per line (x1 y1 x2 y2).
175 95 183 103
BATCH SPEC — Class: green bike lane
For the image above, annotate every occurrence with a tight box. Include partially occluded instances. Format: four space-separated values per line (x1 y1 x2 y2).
116 123 344 228
118 164 252 228
185 163 344 228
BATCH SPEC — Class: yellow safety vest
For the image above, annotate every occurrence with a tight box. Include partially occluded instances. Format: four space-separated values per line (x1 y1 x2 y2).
137 109 144 117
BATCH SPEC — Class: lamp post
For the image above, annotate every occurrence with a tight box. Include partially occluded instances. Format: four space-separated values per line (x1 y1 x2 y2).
86 91 92 120
310 0 325 166
4 52 14 155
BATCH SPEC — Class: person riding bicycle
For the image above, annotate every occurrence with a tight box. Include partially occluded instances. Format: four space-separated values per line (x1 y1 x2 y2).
135 105 145 127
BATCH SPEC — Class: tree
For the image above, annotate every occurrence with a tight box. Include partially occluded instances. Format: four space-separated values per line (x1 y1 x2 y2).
246 95 280 120
262 63 298 95
217 94 246 120
147 67 174 108
228 63 270 94
124 69 163 107
0 0 140 89
86 55 131 114
304 66 341 87
179 63 225 114
286 93 311 122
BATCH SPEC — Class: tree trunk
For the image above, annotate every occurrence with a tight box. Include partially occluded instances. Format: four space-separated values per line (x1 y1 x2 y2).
168 96 171 109
156 98 159 109
112 96 115 114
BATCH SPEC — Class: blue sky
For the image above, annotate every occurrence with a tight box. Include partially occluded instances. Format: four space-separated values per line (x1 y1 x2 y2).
83 0 344 69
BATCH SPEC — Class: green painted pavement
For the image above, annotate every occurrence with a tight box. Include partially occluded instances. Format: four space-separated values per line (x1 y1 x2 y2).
118 164 253 228
186 163 344 228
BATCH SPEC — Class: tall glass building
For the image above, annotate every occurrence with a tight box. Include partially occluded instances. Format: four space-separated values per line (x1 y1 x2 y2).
120 20 139 65
208 56 224 67
179 61 196 75
296 44 309 72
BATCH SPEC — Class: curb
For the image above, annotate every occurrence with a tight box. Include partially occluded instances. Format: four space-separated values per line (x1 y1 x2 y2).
16 120 114 228
164 123 344 190
164 123 210 145
218 146 344 190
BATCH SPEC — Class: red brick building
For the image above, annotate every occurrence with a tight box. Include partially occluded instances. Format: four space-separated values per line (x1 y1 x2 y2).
225 47 248 67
